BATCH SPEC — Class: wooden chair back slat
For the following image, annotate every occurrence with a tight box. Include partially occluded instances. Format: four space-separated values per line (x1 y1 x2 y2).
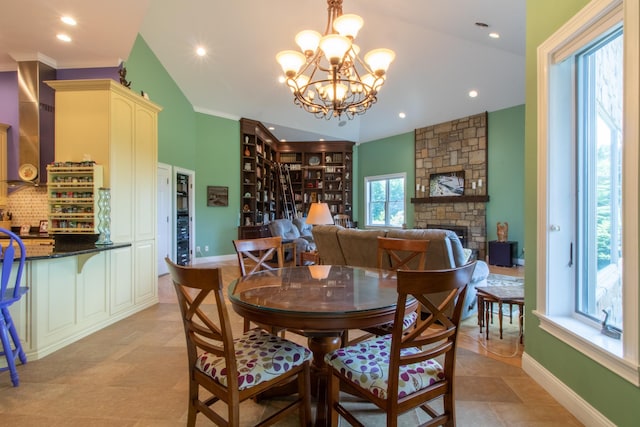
376 236 429 271
233 236 283 276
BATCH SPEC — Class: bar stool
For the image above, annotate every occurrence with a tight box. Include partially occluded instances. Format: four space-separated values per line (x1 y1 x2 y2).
0 228 28 386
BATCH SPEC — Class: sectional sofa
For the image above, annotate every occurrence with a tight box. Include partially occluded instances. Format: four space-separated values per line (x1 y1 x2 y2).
311 225 489 319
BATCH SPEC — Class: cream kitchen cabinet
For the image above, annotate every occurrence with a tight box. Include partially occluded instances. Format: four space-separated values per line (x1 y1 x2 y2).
3 245 149 362
46 79 162 309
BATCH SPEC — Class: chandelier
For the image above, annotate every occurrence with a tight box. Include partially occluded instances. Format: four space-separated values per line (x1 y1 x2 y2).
276 0 395 119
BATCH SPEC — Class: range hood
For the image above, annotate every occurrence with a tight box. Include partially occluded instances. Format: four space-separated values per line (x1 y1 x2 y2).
14 61 56 186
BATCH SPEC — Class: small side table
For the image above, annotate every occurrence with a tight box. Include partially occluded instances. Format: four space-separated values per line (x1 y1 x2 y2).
300 250 319 266
476 285 524 343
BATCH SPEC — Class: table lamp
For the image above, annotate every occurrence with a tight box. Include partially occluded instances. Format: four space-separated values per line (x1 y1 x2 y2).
306 202 334 225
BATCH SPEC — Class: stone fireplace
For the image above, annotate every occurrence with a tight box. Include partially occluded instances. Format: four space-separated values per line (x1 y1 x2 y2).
412 112 488 260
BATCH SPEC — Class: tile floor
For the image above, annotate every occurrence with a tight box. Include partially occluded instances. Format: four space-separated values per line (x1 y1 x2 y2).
0 261 583 426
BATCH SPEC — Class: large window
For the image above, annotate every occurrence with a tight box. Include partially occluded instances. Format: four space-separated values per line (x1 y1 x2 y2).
364 173 405 227
537 0 638 385
576 29 623 330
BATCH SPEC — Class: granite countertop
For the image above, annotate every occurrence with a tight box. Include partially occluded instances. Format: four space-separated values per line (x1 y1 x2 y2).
23 241 131 261
0 234 131 261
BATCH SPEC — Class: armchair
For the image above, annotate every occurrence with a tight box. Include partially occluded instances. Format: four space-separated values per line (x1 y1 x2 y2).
268 219 315 264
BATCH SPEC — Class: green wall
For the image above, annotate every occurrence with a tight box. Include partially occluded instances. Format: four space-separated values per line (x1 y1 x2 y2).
525 2 639 426
356 109 525 261
487 105 525 258
193 113 240 255
126 35 240 256
356 131 415 228
125 35 198 170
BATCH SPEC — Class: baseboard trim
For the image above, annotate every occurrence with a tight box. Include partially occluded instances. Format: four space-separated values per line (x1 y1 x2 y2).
521 352 615 427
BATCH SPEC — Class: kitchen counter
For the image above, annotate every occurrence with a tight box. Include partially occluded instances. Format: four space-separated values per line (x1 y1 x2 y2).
25 241 131 260
1 234 131 260
6 237 156 362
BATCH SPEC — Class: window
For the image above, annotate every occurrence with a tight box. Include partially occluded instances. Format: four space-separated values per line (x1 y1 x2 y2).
576 29 623 330
537 0 639 385
364 173 405 228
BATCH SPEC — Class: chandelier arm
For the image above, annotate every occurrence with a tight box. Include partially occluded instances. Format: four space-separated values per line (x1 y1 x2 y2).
326 0 343 35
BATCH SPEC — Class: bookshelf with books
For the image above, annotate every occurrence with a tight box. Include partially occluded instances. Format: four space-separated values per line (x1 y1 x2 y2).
240 119 354 235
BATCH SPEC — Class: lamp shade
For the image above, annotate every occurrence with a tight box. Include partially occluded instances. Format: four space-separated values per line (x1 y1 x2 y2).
364 48 395 75
306 202 334 225
319 34 352 64
308 265 331 280
276 50 306 77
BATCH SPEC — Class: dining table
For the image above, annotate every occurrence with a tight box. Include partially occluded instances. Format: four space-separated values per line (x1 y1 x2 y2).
228 264 416 427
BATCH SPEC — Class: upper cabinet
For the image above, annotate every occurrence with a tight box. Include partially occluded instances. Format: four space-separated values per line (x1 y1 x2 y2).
46 79 162 242
47 79 162 305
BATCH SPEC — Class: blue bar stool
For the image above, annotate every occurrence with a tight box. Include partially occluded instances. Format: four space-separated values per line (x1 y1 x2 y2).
0 228 27 386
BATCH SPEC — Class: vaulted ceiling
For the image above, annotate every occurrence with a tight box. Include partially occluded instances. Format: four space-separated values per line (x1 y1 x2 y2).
1 0 525 143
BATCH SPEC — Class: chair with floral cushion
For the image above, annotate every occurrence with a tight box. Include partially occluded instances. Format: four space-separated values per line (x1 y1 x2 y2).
325 261 477 427
347 237 430 344
233 236 285 334
165 257 312 426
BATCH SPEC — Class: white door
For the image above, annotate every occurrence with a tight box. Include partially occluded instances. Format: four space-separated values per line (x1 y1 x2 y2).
157 163 172 275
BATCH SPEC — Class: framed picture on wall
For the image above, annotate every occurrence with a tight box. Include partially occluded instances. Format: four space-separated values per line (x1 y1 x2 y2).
207 186 229 207
429 171 465 197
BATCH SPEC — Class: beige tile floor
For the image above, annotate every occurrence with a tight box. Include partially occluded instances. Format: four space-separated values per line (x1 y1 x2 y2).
0 261 582 426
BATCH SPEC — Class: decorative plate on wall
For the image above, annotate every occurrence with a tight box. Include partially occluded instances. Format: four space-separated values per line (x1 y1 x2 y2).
18 163 38 181
308 156 320 166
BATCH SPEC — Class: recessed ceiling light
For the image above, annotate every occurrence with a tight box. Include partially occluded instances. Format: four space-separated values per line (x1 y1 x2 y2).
280 139 287 142
398 112 406 119
468 90 478 98
196 46 206 56
56 33 72 42
268 126 275 131
489 32 500 39
61 16 77 26
319 138 325 141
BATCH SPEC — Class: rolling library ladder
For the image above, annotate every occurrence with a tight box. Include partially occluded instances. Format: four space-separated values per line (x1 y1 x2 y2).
278 163 298 220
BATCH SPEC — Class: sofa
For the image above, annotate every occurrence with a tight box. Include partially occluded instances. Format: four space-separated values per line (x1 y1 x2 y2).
311 225 489 319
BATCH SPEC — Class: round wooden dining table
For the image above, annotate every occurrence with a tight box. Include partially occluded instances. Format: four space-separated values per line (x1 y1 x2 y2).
228 265 415 427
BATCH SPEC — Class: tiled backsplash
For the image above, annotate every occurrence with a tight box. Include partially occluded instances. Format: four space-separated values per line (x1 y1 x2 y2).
5 186 49 227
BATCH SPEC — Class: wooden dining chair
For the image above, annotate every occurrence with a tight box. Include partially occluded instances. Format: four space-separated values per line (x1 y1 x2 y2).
333 214 351 228
165 257 312 427
349 237 430 342
377 236 429 272
233 236 285 334
325 262 477 427
233 236 284 277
